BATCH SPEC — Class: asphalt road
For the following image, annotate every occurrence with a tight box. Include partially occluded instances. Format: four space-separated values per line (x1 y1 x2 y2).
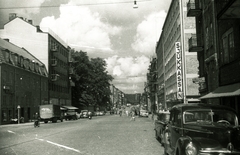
0 113 164 155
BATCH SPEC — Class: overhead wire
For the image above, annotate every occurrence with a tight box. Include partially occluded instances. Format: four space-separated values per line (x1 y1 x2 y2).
0 0 152 9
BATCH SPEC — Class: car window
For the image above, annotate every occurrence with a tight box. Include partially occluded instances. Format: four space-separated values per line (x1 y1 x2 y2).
184 110 237 126
171 109 181 126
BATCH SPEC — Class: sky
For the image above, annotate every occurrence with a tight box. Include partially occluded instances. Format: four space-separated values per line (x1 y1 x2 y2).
0 0 171 94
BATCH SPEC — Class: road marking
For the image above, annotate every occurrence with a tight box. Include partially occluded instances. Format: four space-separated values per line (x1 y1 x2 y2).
36 138 81 153
7 130 16 134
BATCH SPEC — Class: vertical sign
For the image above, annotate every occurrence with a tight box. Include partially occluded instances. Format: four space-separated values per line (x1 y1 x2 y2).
175 42 183 100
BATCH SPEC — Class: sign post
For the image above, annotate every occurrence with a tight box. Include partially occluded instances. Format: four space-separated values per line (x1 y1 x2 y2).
17 105 20 124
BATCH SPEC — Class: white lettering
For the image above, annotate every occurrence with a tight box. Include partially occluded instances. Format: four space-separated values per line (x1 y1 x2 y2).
175 42 183 100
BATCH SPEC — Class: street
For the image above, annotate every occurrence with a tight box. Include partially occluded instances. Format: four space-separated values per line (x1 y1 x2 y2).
0 113 164 155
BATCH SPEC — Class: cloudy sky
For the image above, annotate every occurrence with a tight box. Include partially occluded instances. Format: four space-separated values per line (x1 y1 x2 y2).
0 0 171 94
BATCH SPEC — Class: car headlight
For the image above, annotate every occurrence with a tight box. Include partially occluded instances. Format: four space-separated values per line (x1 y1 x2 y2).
185 142 197 155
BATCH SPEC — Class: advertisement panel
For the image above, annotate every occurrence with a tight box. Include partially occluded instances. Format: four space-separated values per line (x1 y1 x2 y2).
175 42 183 100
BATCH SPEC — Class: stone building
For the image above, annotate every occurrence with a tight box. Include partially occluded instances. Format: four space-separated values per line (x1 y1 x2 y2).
0 38 48 125
0 13 73 107
187 0 240 115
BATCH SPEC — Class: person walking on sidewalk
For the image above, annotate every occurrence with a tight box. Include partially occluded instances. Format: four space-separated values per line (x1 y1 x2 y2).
130 111 135 121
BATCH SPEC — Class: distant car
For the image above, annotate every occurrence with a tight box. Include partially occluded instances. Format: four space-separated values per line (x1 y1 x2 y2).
95 111 100 116
76 112 81 119
99 111 105 116
140 110 148 117
80 110 89 118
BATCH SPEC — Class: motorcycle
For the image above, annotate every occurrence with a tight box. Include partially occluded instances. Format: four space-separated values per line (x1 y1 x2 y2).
88 115 92 120
34 120 40 127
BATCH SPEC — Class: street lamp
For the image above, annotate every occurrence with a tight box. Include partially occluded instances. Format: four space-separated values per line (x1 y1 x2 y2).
133 0 138 9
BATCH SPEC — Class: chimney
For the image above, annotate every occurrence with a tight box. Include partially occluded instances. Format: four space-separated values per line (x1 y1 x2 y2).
3 39 9 42
9 13 17 21
28 20 33 24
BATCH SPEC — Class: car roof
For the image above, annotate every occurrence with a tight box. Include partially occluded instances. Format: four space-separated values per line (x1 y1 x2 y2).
170 103 236 113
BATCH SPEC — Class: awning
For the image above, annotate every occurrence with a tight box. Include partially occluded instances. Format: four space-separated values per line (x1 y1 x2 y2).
60 107 67 110
200 83 240 99
62 106 78 110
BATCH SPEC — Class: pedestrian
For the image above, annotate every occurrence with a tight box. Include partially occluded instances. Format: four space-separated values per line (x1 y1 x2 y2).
119 108 122 117
130 111 135 121
34 112 40 127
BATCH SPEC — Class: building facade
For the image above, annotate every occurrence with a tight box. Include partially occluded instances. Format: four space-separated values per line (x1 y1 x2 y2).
0 13 72 107
187 0 240 115
146 57 158 113
156 0 199 109
0 38 48 125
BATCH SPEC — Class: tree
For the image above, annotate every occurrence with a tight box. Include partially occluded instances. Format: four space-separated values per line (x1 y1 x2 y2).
71 50 113 109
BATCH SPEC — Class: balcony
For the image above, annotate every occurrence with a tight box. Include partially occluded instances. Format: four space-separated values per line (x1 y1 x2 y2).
187 1 201 17
69 67 74 74
188 34 203 52
51 74 59 82
50 46 58 52
51 59 57 66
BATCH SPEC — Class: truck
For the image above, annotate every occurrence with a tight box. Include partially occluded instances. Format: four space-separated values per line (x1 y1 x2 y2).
39 104 63 123
62 106 78 120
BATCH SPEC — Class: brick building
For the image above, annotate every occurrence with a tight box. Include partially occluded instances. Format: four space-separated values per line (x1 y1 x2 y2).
0 38 48 125
0 13 73 107
187 0 240 115
155 0 199 109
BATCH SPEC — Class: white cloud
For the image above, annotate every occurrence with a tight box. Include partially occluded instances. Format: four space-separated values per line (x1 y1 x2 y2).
40 2 122 54
105 55 150 93
131 11 167 56
106 55 150 77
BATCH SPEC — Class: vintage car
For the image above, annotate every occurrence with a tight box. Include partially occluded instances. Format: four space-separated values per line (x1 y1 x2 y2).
79 110 89 118
140 109 149 117
154 111 170 145
163 103 240 155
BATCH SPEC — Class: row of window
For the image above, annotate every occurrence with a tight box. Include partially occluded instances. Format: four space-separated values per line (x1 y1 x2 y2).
50 39 68 57
50 83 69 93
2 70 48 91
4 50 47 76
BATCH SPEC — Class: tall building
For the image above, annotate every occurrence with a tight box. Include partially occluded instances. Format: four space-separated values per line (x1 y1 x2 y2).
156 0 199 109
187 0 240 115
0 13 73 106
0 38 48 125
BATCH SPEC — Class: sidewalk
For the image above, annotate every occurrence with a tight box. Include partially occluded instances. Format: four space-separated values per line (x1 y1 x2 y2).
0 121 33 128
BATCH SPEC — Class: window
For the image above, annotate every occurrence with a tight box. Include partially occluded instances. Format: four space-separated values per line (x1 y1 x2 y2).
221 28 235 64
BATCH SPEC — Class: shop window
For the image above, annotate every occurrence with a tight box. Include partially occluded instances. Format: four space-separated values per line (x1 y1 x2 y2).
2 110 7 122
221 28 235 64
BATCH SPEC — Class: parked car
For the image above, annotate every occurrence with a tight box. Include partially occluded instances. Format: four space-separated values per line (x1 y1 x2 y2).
139 110 149 117
99 111 105 116
80 110 89 118
154 111 170 145
163 103 240 155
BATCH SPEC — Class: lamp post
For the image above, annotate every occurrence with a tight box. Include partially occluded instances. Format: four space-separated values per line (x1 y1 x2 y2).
17 105 20 124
